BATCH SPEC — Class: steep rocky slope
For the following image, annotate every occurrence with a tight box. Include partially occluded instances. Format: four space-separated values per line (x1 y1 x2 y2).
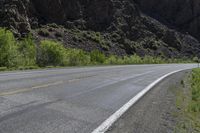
0 0 200 58
135 0 200 40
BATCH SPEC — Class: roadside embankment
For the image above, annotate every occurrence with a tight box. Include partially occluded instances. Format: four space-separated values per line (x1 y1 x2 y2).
174 68 200 133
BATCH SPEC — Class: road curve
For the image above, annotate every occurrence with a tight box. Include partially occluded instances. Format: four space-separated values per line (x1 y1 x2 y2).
0 64 197 133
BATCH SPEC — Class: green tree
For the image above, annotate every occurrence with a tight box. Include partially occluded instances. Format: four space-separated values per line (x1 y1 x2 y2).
0 28 20 68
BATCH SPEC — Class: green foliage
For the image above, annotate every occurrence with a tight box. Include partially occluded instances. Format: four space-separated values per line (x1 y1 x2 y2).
190 68 200 112
66 49 91 66
143 55 165 64
123 54 142 64
47 23 60 28
90 50 106 64
88 32 110 50
18 34 36 66
37 40 91 67
192 56 199 63
0 27 196 70
38 29 50 37
70 29 110 50
104 55 123 65
111 32 121 42
104 54 167 65
175 68 200 133
37 40 67 66
0 28 20 68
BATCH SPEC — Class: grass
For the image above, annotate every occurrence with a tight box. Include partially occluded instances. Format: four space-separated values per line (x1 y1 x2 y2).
175 68 200 133
0 67 7 71
190 69 200 112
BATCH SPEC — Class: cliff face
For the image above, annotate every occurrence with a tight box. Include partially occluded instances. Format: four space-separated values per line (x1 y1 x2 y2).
0 0 139 34
136 0 200 40
0 0 200 58
0 0 31 35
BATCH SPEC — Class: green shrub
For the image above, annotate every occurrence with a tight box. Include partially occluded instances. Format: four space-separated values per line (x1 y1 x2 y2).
37 40 67 66
0 28 20 68
90 50 106 64
18 34 36 66
193 56 199 63
105 55 120 65
38 29 50 37
66 49 91 66
111 32 121 42
142 56 155 64
129 54 143 64
87 32 107 45
48 23 60 28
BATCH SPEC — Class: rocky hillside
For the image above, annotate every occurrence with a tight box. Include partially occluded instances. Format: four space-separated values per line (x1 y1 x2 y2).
136 0 200 40
0 0 200 58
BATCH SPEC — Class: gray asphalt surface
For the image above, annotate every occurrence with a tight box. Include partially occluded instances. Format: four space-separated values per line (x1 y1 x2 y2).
0 64 197 133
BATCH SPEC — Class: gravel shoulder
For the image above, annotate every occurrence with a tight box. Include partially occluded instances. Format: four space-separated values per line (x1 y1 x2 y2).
107 70 191 133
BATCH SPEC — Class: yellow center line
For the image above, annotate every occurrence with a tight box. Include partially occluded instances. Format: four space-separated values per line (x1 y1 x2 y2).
0 81 63 96
0 74 97 96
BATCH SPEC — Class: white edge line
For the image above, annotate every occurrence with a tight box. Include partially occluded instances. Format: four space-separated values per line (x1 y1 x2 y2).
92 69 187 133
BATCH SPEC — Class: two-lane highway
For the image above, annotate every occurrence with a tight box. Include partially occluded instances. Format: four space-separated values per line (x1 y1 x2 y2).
0 64 197 133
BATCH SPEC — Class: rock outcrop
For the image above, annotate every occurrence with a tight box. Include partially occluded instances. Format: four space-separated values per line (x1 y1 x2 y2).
0 0 200 58
135 0 200 40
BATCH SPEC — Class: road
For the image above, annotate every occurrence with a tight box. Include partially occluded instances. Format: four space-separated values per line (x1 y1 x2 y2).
0 64 197 133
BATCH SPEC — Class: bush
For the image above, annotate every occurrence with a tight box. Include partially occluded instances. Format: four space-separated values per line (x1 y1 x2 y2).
90 50 106 64
18 34 37 66
0 28 20 68
105 55 120 65
48 23 60 28
37 40 67 66
193 56 199 63
122 54 142 64
38 29 50 37
66 49 91 66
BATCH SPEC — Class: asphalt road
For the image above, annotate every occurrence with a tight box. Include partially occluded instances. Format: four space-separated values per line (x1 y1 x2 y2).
0 64 197 133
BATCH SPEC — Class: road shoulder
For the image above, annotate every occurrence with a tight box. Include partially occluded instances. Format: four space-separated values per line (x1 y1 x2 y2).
107 70 190 133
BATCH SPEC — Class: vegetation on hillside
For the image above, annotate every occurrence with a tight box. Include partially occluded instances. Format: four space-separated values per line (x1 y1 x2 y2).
0 28 197 71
